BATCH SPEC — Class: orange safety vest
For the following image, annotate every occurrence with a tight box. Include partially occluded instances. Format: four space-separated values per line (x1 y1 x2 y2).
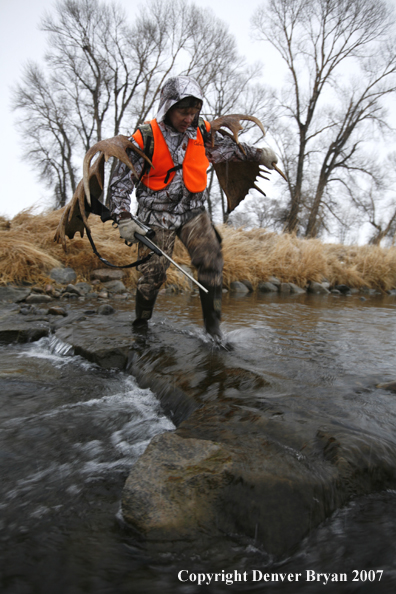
132 118 211 193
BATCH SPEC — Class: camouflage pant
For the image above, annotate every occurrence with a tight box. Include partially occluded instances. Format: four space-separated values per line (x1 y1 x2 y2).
137 212 223 301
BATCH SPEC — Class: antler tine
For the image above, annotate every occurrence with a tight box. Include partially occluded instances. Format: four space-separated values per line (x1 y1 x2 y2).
83 135 153 206
53 181 88 249
210 114 266 152
54 205 70 250
254 183 266 197
272 163 288 181
72 179 90 227
210 114 287 182
55 134 156 251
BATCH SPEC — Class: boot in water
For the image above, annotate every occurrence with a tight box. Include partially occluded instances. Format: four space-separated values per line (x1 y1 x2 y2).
199 283 222 340
132 290 157 328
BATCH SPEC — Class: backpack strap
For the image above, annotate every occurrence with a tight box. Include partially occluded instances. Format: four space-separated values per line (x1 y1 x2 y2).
198 117 211 143
135 123 154 183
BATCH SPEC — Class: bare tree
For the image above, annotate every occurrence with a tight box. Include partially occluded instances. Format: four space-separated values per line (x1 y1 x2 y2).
12 63 78 208
253 0 396 237
247 195 282 228
228 193 286 230
13 0 267 210
347 152 396 245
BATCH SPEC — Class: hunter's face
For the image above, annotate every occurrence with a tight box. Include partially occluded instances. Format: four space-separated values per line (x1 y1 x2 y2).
168 106 200 133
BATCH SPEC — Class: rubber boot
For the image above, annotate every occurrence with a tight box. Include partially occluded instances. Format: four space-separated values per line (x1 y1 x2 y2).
132 290 157 328
199 283 222 340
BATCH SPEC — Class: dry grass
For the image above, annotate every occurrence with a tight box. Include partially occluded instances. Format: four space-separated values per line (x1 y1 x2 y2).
1 208 396 291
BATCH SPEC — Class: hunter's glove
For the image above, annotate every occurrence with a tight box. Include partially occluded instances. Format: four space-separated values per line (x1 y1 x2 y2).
259 147 278 170
118 213 146 244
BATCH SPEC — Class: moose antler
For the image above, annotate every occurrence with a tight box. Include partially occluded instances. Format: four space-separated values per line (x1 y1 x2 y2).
210 114 266 155
209 114 287 213
54 135 153 250
213 161 271 213
83 136 152 206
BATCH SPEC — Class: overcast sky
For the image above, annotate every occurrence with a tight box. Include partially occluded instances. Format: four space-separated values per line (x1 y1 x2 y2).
1 0 394 234
0 0 282 219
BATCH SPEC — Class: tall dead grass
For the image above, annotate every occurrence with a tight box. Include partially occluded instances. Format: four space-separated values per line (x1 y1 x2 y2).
1 208 396 291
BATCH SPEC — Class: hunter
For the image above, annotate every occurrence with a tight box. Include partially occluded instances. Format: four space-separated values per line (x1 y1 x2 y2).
108 75 278 341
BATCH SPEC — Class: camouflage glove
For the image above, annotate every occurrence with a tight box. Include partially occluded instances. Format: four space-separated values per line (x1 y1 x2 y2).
117 213 146 244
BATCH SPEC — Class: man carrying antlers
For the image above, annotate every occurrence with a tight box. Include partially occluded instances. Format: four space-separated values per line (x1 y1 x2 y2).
108 75 279 341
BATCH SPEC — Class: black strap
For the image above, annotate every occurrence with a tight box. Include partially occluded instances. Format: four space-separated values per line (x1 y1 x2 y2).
136 123 154 184
164 164 183 184
85 225 153 269
82 195 154 269
198 117 210 143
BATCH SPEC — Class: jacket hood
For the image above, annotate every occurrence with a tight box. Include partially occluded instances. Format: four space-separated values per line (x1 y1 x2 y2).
156 76 204 128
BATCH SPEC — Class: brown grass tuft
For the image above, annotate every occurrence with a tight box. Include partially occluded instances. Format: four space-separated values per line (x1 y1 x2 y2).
0 232 62 285
1 209 396 291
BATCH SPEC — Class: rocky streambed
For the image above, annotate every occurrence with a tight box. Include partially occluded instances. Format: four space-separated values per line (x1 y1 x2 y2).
1 272 396 561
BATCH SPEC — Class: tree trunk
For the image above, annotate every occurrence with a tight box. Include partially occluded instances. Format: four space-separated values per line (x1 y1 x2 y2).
305 174 327 238
370 208 396 245
284 135 306 234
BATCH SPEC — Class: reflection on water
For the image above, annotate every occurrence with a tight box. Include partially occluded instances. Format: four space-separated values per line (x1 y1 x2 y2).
1 292 396 593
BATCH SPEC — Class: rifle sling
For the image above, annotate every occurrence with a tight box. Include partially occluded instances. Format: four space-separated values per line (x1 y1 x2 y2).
82 195 154 269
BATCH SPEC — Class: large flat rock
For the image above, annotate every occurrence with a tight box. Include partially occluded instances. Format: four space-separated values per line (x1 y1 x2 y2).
55 311 135 369
122 392 396 556
0 307 50 343
122 325 396 556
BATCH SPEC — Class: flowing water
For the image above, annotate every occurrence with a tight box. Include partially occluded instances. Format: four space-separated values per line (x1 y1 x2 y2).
1 292 396 593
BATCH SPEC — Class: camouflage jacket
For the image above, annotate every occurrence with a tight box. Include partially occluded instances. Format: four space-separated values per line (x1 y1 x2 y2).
108 76 262 229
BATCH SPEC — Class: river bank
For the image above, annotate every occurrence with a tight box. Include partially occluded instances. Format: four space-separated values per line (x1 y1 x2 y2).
1 209 396 293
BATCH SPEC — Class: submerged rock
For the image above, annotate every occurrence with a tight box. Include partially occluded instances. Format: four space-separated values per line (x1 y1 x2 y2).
97 304 116 315
122 403 396 555
0 310 50 343
122 432 234 541
122 385 396 555
377 381 396 393
55 310 133 369
122 324 396 555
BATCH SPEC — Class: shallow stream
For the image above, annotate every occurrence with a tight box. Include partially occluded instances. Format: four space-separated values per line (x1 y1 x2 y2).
1 291 396 593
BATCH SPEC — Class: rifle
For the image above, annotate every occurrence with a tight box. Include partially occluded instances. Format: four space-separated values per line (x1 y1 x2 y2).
86 195 208 293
